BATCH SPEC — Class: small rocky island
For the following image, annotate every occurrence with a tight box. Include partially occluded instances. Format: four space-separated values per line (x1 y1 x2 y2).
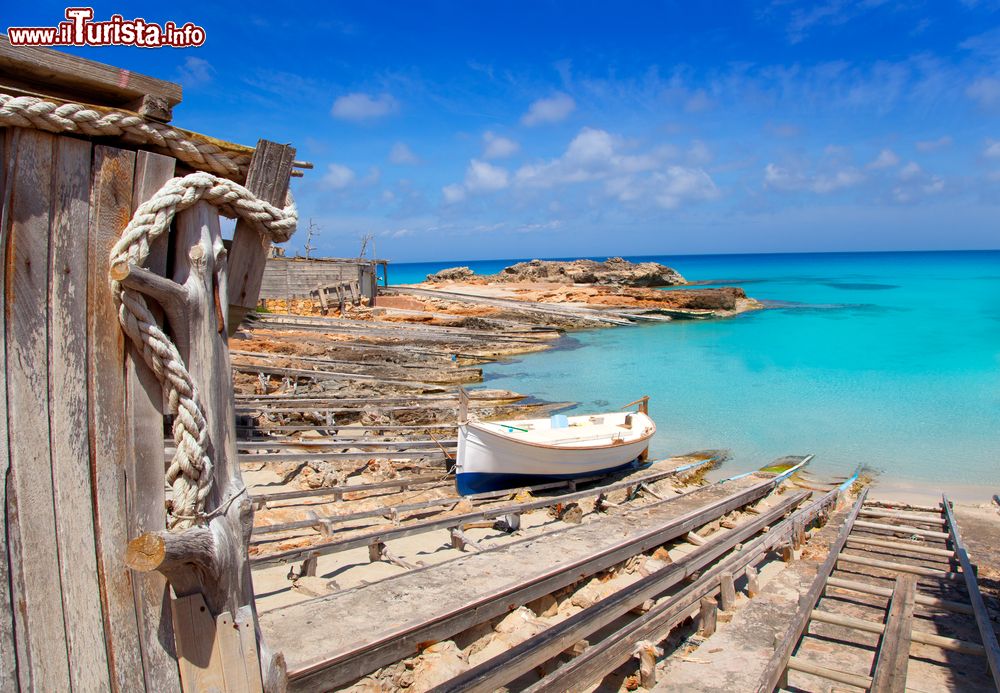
422 257 758 317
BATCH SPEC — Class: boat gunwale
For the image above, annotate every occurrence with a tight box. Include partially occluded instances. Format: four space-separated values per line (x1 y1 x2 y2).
463 412 656 453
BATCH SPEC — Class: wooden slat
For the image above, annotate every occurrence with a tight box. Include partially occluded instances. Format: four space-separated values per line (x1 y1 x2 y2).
825 576 972 615
126 150 182 690
49 133 112 690
871 575 916 692
0 35 182 119
0 126 18 693
5 128 72 689
226 140 295 333
943 495 1000 691
755 487 869 693
88 143 145 691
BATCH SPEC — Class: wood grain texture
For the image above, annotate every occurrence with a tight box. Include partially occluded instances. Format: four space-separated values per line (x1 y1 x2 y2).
5 128 72 689
88 143 145 692
226 140 295 332
870 575 916 693
0 35 181 113
0 127 18 693
126 150 182 691
49 133 112 691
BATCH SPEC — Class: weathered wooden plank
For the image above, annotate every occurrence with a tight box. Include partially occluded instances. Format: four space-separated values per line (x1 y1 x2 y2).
755 488 869 693
126 150 182 690
943 495 1000 690
88 143 145 691
226 140 295 333
871 575 916 693
0 36 182 118
49 133 112 690
5 128 72 689
0 126 18 693
171 593 226 691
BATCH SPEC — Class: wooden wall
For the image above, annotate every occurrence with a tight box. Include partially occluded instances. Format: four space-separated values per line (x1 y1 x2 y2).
0 127 182 690
258 256 382 302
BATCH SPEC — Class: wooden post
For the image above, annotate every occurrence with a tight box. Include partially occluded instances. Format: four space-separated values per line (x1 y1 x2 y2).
698 596 718 636
226 140 295 334
746 566 760 598
122 201 270 690
720 572 737 611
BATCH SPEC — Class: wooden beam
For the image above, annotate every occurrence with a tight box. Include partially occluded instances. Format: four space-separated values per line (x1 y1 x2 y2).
0 36 182 120
0 123 16 692
943 495 1000 691
853 519 949 540
825 576 972 614
870 575 916 693
226 140 295 333
810 608 983 656
846 535 955 559
836 553 960 580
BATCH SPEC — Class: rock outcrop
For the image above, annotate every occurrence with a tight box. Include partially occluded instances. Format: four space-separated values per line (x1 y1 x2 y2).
496 257 686 287
426 266 474 282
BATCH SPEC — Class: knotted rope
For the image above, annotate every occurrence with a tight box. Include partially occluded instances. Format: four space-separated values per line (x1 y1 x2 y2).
110 172 297 529
0 93 251 179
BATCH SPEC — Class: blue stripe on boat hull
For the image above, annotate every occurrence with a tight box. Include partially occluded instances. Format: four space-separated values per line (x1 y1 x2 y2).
456 460 644 495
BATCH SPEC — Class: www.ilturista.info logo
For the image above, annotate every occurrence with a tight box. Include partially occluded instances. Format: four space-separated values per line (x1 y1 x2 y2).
8 7 206 48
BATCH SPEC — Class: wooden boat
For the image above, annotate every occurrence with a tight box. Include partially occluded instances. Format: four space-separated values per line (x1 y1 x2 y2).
456 395 656 494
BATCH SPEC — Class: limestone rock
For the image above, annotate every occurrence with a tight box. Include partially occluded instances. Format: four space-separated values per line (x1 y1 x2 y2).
427 266 475 282
496 257 686 287
527 593 559 618
407 641 468 691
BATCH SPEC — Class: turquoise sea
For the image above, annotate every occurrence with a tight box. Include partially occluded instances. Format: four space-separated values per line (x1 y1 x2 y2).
389 251 1000 495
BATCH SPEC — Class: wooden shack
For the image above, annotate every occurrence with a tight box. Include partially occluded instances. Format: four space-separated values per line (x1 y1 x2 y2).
0 37 301 690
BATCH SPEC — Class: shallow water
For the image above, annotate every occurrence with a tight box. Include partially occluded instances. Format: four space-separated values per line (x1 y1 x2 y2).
390 251 1000 490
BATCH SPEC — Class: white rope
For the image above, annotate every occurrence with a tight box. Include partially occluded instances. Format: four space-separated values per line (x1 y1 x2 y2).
0 93 251 179
110 172 297 528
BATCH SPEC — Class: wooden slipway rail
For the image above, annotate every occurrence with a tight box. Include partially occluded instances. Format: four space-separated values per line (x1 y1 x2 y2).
250 458 717 563
757 492 1000 692
249 459 707 540
261 471 789 692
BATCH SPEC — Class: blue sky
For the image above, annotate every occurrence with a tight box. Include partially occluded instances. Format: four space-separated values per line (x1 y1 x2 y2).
10 1 1000 261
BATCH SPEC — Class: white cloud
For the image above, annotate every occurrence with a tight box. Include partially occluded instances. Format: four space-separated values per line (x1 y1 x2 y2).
984 139 1000 158
915 136 952 152
464 159 509 192
521 92 576 126
331 92 399 121
389 142 418 164
867 148 900 169
177 57 214 87
684 89 714 113
764 163 864 194
441 184 466 204
322 163 355 189
966 78 1000 108
898 162 922 180
483 131 520 159
510 127 716 209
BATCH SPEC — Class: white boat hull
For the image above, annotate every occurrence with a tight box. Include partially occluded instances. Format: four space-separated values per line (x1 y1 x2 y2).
456 411 654 494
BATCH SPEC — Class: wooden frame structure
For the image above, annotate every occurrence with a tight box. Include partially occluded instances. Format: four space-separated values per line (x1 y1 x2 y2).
1 42 298 691
756 492 1000 692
